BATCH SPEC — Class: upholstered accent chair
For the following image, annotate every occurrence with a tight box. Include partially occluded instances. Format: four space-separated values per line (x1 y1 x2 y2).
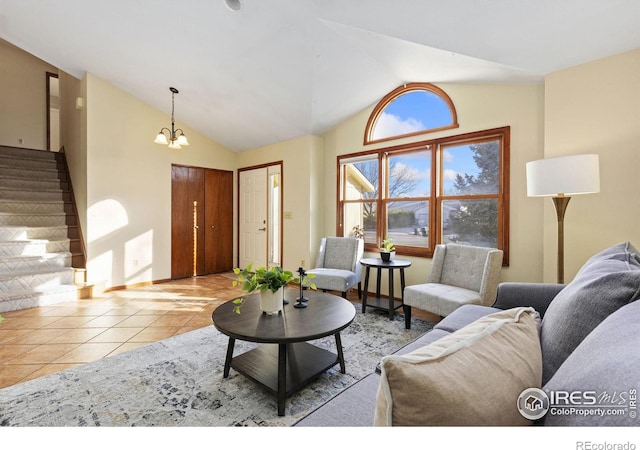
307 237 364 299
403 243 503 329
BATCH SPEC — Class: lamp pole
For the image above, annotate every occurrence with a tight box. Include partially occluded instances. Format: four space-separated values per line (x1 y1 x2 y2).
552 195 571 284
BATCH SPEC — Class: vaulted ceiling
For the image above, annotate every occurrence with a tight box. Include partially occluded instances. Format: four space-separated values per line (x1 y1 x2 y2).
1 0 639 151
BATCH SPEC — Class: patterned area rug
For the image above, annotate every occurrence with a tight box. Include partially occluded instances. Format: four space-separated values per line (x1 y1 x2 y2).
0 303 432 426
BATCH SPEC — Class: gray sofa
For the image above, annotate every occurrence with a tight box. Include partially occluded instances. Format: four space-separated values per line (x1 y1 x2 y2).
295 241 640 426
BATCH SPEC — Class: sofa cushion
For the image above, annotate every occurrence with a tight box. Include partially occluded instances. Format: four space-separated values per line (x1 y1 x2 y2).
542 300 640 426
540 241 640 383
306 268 357 292
434 304 502 333
404 283 483 317
374 307 542 426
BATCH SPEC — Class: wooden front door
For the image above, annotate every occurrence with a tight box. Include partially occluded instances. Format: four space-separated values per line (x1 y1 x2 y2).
204 169 233 274
171 165 233 279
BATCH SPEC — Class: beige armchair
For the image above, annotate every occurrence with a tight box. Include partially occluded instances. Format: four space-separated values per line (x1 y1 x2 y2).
403 243 503 329
307 237 364 299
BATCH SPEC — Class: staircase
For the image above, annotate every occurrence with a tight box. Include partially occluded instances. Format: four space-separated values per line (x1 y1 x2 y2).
0 145 89 313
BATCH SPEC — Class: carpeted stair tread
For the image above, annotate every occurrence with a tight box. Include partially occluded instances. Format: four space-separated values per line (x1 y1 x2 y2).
0 199 66 214
0 211 68 227
0 252 73 274
0 225 70 240
0 265 75 278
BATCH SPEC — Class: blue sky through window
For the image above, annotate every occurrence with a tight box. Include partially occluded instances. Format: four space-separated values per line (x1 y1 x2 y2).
372 90 452 141
389 146 483 197
372 86 488 196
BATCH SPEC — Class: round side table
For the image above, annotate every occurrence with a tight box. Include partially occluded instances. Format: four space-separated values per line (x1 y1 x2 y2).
359 257 412 320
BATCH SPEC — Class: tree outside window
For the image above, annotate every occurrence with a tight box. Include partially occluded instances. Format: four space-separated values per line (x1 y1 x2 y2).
338 129 509 263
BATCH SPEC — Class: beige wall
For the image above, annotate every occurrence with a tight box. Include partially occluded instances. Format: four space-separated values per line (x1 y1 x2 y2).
322 83 545 288
542 49 640 282
8 37 638 292
0 40 58 150
236 135 324 272
84 74 237 290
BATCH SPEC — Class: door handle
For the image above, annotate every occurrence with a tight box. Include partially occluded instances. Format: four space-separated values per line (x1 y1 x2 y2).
258 227 266 231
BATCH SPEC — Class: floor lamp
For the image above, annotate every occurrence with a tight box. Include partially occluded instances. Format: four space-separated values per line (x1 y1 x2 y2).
526 154 600 284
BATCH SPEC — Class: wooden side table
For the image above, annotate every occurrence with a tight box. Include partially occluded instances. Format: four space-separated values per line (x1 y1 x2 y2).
360 257 412 320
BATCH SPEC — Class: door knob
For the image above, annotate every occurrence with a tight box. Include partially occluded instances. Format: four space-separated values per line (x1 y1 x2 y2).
258 227 266 231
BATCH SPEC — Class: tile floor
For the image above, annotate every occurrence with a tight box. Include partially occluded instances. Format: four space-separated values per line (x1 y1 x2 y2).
0 274 439 390
0 274 244 389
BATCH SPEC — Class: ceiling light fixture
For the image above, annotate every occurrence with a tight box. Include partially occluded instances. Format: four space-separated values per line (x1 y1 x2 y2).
224 0 242 11
154 87 189 149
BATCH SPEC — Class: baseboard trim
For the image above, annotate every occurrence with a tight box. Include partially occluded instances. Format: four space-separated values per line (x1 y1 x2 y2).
104 278 172 292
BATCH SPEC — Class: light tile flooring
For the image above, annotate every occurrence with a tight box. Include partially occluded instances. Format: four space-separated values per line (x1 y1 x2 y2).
0 274 439 390
0 274 244 389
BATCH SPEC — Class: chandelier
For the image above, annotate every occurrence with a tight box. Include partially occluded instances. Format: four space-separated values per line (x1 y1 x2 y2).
154 87 189 149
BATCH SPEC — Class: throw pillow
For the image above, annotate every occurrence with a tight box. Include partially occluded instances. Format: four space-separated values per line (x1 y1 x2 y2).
543 300 640 426
374 307 542 426
540 241 640 384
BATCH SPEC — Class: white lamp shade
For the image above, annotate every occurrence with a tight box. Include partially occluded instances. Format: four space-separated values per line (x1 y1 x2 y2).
168 140 182 150
526 154 600 197
176 134 189 146
154 132 169 145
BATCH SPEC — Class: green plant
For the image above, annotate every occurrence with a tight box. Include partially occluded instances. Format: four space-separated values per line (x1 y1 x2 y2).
380 237 395 252
231 264 316 314
352 225 364 239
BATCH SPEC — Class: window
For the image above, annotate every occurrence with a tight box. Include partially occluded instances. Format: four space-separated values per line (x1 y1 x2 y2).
338 127 510 264
364 83 458 145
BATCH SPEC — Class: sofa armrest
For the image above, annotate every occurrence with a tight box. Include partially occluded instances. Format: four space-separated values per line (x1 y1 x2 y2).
492 282 566 318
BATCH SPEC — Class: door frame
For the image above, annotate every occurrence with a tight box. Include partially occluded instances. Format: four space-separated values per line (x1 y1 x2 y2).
46 72 59 152
237 161 284 268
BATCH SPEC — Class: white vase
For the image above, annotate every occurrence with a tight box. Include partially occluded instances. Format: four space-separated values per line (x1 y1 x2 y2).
259 287 284 315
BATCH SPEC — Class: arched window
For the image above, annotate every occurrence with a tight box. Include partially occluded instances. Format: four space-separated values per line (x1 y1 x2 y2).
364 83 458 145
340 83 509 264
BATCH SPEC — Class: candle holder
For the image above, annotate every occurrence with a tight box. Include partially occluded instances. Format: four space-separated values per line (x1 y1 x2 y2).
294 266 309 308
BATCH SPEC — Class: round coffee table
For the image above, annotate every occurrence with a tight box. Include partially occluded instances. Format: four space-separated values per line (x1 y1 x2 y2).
212 288 356 416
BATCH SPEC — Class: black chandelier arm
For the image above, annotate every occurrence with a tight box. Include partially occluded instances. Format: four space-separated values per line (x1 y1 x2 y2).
155 87 187 147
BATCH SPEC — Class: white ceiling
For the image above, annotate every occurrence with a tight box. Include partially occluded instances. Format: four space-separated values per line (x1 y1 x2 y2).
1 0 639 151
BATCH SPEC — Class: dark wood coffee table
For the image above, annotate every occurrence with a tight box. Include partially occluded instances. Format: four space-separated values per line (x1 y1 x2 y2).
212 289 356 416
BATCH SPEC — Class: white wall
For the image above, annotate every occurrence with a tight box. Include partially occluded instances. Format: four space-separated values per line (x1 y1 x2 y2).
542 49 640 282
